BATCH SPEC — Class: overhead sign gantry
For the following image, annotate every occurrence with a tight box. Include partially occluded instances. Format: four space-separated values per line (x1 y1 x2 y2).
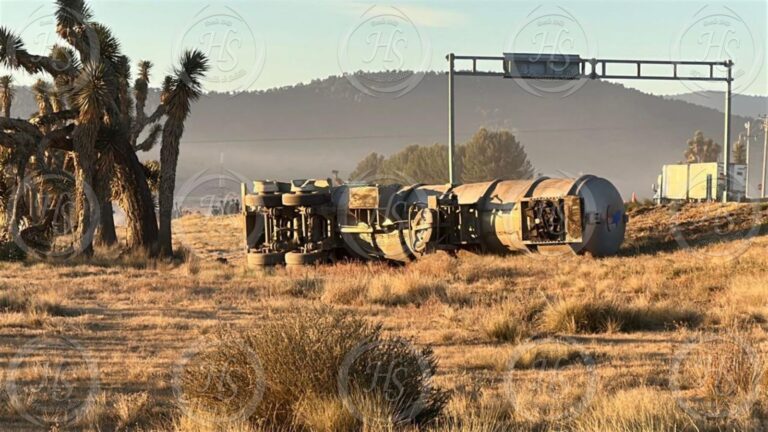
446 53 734 201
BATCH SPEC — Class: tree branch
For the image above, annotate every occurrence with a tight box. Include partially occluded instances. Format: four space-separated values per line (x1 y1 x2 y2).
135 123 162 152
29 109 78 127
40 124 74 151
0 117 41 136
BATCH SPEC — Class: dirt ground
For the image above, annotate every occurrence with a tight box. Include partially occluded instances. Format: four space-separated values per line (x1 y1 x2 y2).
0 203 766 431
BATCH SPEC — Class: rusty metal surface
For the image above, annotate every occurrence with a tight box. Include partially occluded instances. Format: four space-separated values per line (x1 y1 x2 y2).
349 186 379 209
530 178 577 198
485 179 539 206
564 195 583 242
243 175 626 267
452 181 496 205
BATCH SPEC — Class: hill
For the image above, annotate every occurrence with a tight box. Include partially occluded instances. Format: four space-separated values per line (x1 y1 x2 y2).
9 74 755 198
666 92 768 119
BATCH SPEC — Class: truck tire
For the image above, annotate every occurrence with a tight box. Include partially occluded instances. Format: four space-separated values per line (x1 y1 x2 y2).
252 194 283 208
282 192 330 207
284 250 325 266
247 251 284 267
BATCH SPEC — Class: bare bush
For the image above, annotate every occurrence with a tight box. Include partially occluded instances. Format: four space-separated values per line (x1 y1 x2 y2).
179 307 448 430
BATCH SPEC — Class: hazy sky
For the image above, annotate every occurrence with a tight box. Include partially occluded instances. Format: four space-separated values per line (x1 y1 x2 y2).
1 0 766 96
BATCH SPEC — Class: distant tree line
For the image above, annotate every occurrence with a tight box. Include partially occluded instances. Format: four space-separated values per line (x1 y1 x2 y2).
683 130 746 165
349 128 534 184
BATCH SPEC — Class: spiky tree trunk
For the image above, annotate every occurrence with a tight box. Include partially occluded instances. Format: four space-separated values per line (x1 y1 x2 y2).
0 76 13 118
113 138 158 251
156 50 209 257
72 121 99 256
158 119 182 256
94 153 117 246
9 156 28 234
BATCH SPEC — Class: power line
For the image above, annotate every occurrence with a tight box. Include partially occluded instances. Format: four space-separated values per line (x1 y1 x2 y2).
180 126 631 144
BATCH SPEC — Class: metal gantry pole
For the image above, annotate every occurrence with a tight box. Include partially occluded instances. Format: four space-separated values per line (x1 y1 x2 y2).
745 122 751 198
722 61 732 202
762 115 768 199
448 53 735 194
447 53 456 185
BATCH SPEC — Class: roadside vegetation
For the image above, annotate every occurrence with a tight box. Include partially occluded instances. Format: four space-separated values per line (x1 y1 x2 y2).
0 204 766 431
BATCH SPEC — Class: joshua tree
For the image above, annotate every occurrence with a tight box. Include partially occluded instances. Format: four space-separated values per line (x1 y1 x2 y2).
0 0 205 255
158 50 209 256
0 75 13 117
32 80 54 117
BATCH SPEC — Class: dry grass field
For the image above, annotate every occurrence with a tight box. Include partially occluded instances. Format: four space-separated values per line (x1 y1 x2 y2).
0 202 767 431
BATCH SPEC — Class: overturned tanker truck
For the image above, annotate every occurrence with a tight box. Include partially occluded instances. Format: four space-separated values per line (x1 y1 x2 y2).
241 175 627 267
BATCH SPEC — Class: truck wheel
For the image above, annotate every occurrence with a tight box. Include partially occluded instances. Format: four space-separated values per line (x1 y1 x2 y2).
247 251 284 267
252 194 283 208
282 192 330 207
284 250 326 266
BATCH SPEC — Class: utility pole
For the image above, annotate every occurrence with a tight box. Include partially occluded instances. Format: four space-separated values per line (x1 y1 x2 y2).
761 114 768 199
447 53 456 185
722 60 733 202
745 122 751 198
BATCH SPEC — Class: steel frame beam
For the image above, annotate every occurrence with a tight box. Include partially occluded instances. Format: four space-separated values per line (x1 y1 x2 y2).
446 54 734 201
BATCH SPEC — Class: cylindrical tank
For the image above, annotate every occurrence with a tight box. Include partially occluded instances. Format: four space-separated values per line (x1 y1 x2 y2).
311 175 625 263
450 175 626 257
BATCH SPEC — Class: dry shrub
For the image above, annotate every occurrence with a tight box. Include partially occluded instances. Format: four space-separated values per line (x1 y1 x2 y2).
287 275 323 298
701 330 763 405
457 257 517 284
179 307 448 430
293 395 357 432
114 391 151 429
483 315 527 344
436 392 510 432
172 409 263 432
482 298 546 343
0 290 76 317
540 299 703 334
322 273 370 305
367 273 448 306
512 343 583 370
482 302 531 343
675 326 765 426
185 254 201 276
573 388 697 432
405 252 457 280
713 276 768 326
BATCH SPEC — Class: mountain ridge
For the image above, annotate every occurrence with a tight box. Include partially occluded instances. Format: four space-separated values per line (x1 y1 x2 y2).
7 72 756 198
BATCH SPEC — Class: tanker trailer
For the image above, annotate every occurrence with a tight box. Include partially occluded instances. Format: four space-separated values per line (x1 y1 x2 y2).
242 175 626 267
242 179 336 267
